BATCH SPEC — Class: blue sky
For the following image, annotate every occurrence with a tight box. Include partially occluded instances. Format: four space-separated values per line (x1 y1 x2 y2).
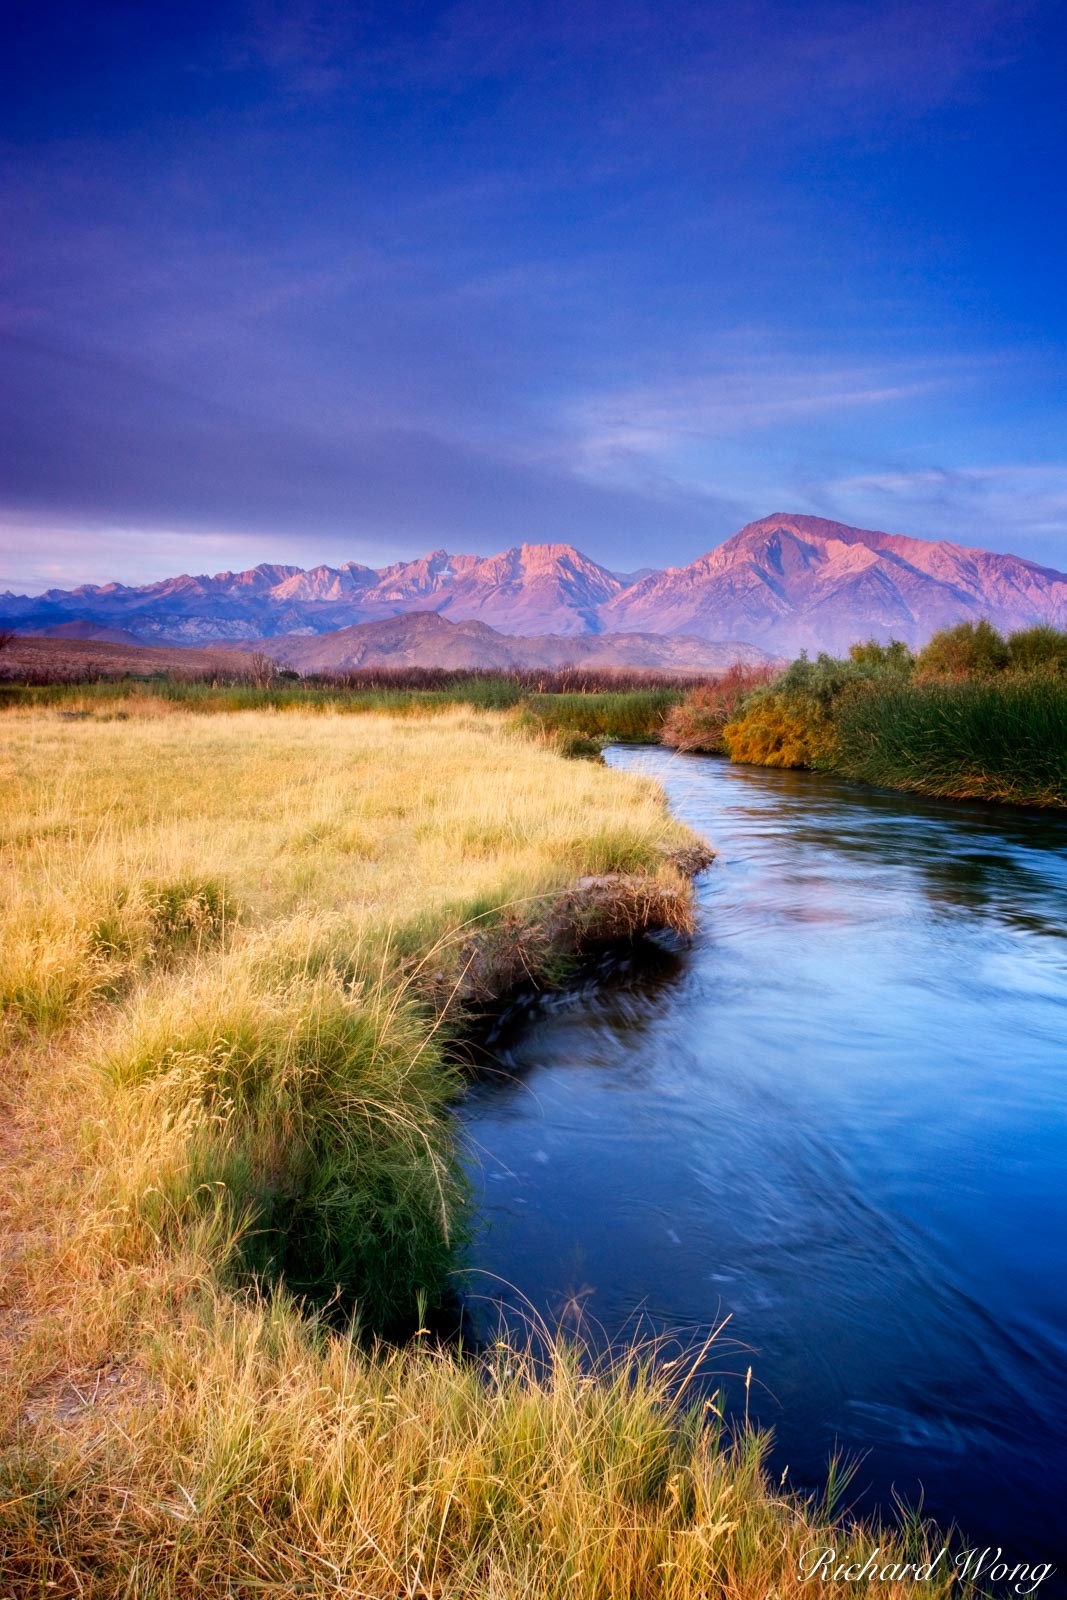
2 0 1066 592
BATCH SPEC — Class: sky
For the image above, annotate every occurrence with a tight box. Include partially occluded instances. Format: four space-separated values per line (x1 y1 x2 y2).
2 0 1066 593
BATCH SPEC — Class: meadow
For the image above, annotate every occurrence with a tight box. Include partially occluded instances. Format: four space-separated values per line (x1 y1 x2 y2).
0 668 685 744
0 698 969 1596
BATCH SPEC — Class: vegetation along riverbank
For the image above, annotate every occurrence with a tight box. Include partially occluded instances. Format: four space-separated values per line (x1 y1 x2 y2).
664 621 1067 808
0 698 973 1595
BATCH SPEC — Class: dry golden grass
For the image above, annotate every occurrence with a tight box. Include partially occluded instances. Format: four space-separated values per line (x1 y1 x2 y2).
0 706 690 1029
0 704 969 1597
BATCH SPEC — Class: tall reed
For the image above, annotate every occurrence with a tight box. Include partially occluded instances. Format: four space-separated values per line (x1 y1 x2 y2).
832 673 1067 806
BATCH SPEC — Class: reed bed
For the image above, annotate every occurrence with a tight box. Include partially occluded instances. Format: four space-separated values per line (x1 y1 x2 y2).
831 674 1067 806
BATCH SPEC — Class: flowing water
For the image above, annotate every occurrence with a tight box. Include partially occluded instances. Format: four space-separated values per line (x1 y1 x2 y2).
457 749 1067 1566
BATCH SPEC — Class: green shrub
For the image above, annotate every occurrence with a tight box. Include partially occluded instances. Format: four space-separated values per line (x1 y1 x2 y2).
847 637 915 673
719 650 890 770
776 649 896 710
916 619 1010 678
717 629 1067 803
1006 624 1067 674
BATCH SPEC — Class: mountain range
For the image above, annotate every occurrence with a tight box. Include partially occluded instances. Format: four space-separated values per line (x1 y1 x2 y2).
5 514 1066 657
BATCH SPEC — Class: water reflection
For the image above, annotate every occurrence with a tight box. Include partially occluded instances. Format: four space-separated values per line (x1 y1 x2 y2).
457 752 1067 1563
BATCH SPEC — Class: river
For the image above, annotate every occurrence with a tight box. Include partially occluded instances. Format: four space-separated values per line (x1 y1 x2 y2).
457 748 1067 1565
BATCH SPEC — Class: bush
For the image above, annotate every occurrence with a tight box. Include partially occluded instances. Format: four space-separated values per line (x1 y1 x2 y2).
722 690 836 769
775 649 902 710
716 649 902 774
718 650 892 770
848 637 915 673
916 620 1010 678
661 665 775 753
676 625 1067 805
1006 624 1067 675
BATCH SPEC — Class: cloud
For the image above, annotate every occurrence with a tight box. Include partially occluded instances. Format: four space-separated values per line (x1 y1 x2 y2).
0 517 322 595
1 0 1060 589
237 0 379 95
821 465 1067 561
566 361 952 474
0 327 749 590
256 0 1031 138
226 0 1033 183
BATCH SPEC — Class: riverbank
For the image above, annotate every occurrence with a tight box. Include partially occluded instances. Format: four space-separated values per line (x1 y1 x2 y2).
1 703 970 1595
665 625 1067 808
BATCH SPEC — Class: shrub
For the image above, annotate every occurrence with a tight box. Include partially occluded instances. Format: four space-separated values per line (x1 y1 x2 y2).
717 649 913 772
848 637 915 673
681 628 1067 804
661 665 775 753
1006 624 1067 675
916 619 1010 678
776 649 891 710
722 690 836 769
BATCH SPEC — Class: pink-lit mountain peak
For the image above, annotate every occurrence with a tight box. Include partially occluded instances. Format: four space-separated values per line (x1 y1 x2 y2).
7 518 1067 653
601 514 1067 652
352 542 623 633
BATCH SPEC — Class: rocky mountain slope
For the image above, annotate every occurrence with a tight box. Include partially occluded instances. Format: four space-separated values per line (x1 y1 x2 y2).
5 515 1065 654
0 543 623 645
600 514 1067 654
249 612 773 674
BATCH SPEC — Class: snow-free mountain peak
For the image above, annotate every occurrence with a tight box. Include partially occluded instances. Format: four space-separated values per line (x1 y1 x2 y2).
4 518 1066 653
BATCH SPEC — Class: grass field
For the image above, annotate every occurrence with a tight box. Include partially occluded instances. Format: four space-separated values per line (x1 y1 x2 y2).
0 673 685 744
0 703 969 1596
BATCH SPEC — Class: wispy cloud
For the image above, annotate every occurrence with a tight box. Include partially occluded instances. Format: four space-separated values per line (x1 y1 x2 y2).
249 0 1030 130
822 465 1067 566
0 514 414 595
568 362 952 470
